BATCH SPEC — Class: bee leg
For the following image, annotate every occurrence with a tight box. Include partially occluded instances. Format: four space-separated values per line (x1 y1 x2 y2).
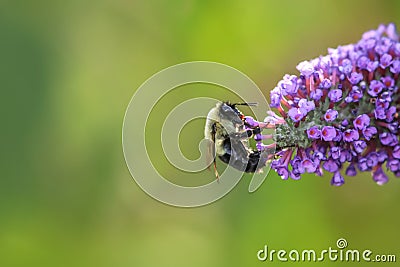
210 123 220 182
213 160 220 182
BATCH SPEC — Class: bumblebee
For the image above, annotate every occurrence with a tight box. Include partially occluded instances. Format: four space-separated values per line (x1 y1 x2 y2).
204 102 270 178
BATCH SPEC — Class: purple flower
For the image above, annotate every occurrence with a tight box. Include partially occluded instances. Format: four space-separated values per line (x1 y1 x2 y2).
320 78 332 89
323 158 340 172
343 129 359 142
345 164 357 176
367 60 379 72
270 87 282 108
324 109 338 122
390 59 400 74
301 158 317 173
339 149 352 163
313 150 326 161
380 91 392 102
318 56 332 71
330 146 341 160
296 61 314 77
245 116 259 128
366 152 379 168
362 29 378 39
298 99 315 112
376 98 389 109
288 107 305 122
375 44 390 56
380 53 393 68
368 80 384 97
388 122 399 133
393 146 400 159
386 106 396 122
307 126 321 139
260 24 400 186
311 89 323 100
348 72 363 85
340 59 353 74
321 126 337 141
279 75 298 95
386 23 399 40
381 76 394 88
374 106 387 120
290 156 303 173
277 166 289 180
290 170 301 180
387 158 400 172
377 150 388 162
353 140 367 153
332 129 342 142
372 167 389 185
346 86 363 102
394 43 400 56
331 171 345 186
357 56 369 69
362 126 377 140
380 132 398 146
353 114 370 130
358 157 369 171
328 89 342 102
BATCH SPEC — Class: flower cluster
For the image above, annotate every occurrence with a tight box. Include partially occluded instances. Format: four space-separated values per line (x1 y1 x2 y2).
266 23 400 186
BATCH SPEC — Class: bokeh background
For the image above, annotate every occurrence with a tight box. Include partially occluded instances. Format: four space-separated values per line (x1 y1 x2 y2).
1 1 400 266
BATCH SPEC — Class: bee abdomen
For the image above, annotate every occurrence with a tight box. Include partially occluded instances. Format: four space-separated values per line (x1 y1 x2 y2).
218 139 263 173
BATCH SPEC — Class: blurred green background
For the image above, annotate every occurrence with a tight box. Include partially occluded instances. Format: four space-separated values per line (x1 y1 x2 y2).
1 0 400 266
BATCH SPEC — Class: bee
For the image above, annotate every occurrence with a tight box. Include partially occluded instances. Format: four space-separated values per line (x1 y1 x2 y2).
204 101 270 178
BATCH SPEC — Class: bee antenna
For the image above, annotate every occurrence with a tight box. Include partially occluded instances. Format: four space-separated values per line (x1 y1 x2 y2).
232 102 258 107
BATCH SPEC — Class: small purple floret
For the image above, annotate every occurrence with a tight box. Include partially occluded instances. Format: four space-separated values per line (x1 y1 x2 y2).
328 89 342 102
331 171 345 186
345 164 357 176
373 167 389 185
353 114 370 130
324 109 338 122
307 126 321 139
296 61 314 77
321 126 337 141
